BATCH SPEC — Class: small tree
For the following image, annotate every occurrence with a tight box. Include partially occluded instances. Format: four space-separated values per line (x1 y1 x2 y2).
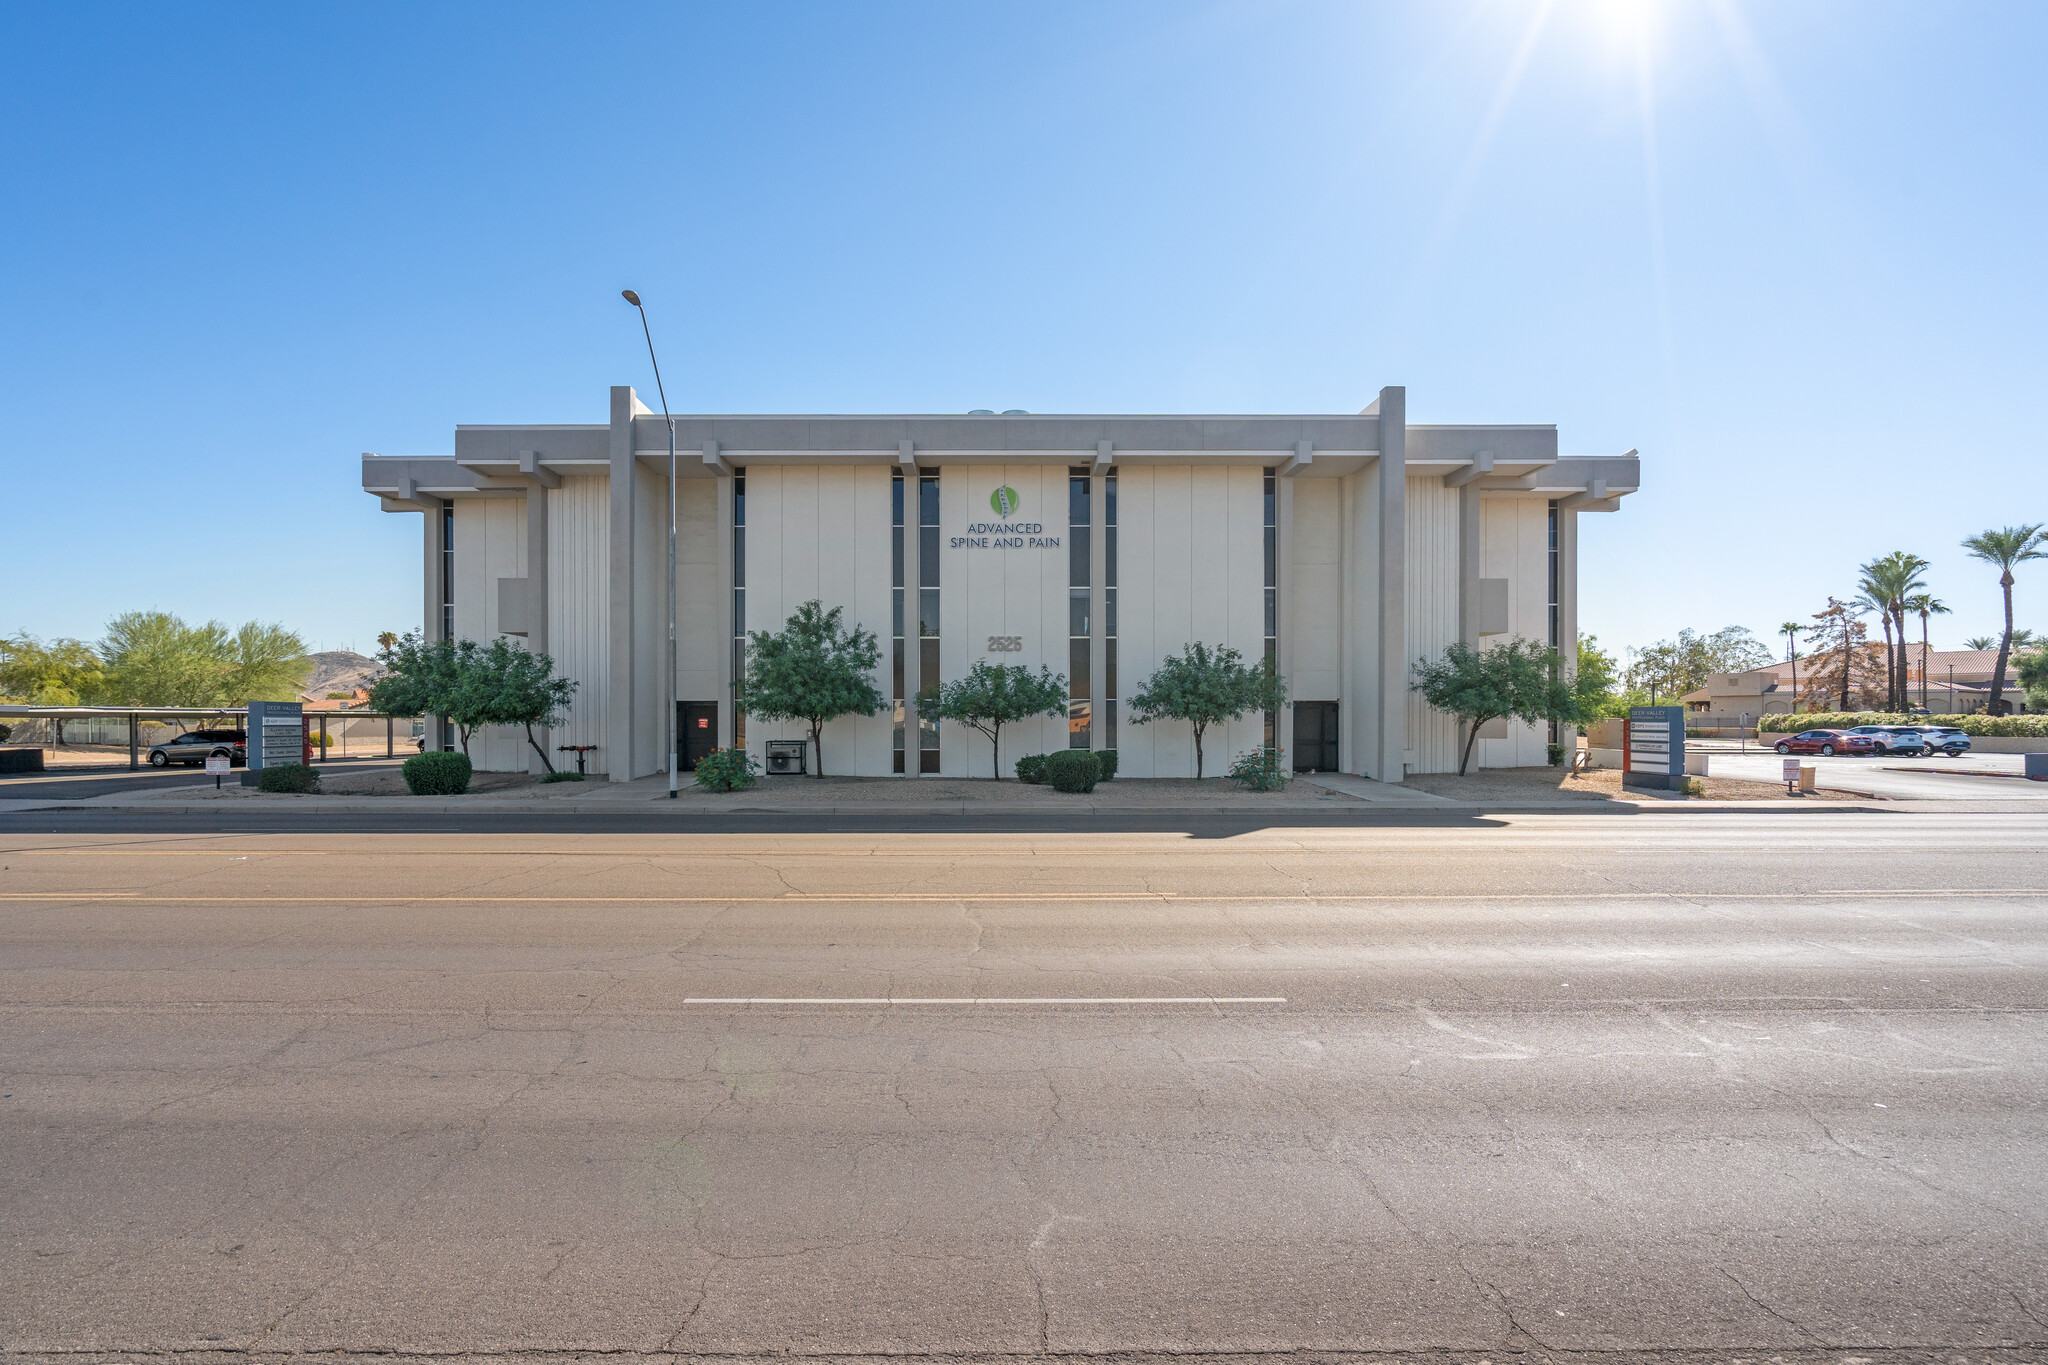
919 660 1067 779
1125 642 1286 779
1410 638 1581 777
736 600 885 777
471 637 578 772
368 632 465 748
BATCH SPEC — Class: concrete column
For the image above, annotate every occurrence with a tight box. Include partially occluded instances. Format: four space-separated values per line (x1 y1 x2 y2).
900 444 920 776
1277 472 1296 767
525 474 551 775
1375 385 1407 783
423 493 446 751
1558 505 1579 675
717 472 735 749
606 386 640 780
1088 467 1106 752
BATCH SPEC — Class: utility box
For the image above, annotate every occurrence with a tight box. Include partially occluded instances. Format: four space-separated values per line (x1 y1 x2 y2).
765 739 808 775
2026 753 2048 781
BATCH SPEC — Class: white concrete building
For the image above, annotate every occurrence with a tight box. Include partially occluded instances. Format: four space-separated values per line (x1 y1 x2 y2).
359 385 1638 781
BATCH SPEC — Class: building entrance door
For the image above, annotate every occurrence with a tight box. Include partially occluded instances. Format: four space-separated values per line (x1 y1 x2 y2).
1293 702 1339 772
677 702 719 772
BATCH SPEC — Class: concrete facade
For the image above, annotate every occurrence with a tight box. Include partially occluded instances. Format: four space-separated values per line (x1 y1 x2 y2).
361 387 1639 780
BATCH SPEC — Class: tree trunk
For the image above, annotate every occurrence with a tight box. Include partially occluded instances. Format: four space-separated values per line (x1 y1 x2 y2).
524 723 556 773
989 722 1002 779
1194 723 1206 779
1895 606 1910 708
1458 716 1487 776
1920 616 1931 709
1877 614 1895 711
1992 572 2015 714
809 721 826 777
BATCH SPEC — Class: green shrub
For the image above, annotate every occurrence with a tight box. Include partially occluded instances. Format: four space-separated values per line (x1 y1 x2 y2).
1679 775 1705 797
403 750 473 795
1757 711 2048 737
542 771 583 783
256 763 320 794
1043 749 1102 793
692 746 759 792
1096 748 1117 780
1683 728 1707 739
1015 753 1050 784
1227 746 1288 791
1548 742 1568 765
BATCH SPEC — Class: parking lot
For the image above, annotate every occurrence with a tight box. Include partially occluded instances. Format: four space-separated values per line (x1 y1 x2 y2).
1706 747 2048 800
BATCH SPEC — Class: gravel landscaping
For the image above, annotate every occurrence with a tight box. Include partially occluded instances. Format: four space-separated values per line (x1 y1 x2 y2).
1402 765 1871 803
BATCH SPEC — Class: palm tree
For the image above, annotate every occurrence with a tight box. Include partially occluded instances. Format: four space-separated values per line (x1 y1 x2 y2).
1857 552 1930 711
1904 593 1948 709
1967 630 2038 651
1961 525 2048 715
1779 620 1804 710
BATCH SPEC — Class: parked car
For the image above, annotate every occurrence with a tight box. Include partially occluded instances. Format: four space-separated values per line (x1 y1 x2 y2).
147 729 247 767
1847 724 1925 756
1916 725 1971 757
1773 729 1878 757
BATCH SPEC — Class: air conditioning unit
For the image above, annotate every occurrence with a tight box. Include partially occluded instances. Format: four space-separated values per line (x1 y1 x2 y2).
765 739 808 775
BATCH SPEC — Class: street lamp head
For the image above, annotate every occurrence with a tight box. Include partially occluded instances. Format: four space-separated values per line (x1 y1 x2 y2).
620 289 642 307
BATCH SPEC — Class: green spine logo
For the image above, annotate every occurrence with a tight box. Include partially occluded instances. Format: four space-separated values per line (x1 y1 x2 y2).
990 486 1020 516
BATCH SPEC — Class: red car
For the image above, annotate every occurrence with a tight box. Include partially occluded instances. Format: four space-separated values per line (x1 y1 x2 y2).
1773 728 1877 757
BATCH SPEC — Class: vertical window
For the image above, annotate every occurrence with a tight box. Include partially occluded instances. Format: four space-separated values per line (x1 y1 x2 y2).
1263 469 1278 749
732 471 747 751
918 468 940 773
892 470 906 773
439 500 455 750
1069 467 1091 748
1104 468 1118 751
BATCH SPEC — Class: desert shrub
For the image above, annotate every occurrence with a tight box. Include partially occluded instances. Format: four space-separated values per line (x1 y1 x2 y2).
692 746 759 792
0 724 12 743
1096 749 1118 780
1227 746 1288 791
1043 749 1101 793
403 750 473 795
256 763 320 794
1679 776 1705 797
542 771 583 783
1548 742 1569 764
1015 753 1050 784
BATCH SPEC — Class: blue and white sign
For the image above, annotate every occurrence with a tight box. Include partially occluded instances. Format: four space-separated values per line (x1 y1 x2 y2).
1625 705 1686 791
247 699 303 772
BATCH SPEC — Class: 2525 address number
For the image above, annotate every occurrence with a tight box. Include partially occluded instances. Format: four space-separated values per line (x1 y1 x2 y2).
985 636 1023 653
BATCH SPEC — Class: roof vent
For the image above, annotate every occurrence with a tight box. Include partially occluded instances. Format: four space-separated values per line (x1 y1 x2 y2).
1002 409 1029 415
968 409 995 416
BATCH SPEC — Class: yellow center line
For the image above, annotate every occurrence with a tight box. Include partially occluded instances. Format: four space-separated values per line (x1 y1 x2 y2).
2 889 2043 904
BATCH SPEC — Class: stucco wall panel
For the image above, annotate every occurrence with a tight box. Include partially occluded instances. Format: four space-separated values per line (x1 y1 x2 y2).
547 476 609 768
1404 474 1462 773
1477 494 1551 768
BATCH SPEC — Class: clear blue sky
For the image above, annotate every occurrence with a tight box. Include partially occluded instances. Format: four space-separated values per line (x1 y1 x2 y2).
4 1 2044 661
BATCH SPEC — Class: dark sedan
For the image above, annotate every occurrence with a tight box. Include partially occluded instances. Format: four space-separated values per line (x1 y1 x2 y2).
1772 728 1877 757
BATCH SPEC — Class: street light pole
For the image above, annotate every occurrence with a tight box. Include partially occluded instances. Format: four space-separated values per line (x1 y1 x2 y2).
622 290 679 799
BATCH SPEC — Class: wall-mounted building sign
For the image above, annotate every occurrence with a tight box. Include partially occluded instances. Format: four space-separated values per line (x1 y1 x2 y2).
953 486 1061 550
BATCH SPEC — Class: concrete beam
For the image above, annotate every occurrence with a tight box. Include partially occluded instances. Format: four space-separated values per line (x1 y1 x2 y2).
518 451 562 489
1094 440 1114 473
1280 441 1314 478
1558 478 1609 511
703 440 733 476
1443 452 1493 488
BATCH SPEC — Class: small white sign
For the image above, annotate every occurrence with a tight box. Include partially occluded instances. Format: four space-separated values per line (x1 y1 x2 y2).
205 754 230 776
1783 758 1800 785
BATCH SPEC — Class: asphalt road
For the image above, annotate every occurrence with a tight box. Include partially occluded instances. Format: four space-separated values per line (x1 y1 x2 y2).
4 811 2046 1362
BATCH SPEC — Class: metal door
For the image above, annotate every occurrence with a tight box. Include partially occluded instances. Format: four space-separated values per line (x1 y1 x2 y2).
1293 702 1339 772
678 702 719 771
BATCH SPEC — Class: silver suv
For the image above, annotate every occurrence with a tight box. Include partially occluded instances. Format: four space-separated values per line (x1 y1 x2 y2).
1916 726 1971 757
146 729 247 767
1847 725 1924 756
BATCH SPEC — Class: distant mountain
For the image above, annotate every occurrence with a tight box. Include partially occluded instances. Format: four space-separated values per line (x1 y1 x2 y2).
302 650 384 698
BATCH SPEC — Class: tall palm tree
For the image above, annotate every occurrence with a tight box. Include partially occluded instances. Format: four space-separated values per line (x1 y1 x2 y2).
1858 552 1930 711
1903 593 1948 709
1779 619 1804 710
1961 525 2048 715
